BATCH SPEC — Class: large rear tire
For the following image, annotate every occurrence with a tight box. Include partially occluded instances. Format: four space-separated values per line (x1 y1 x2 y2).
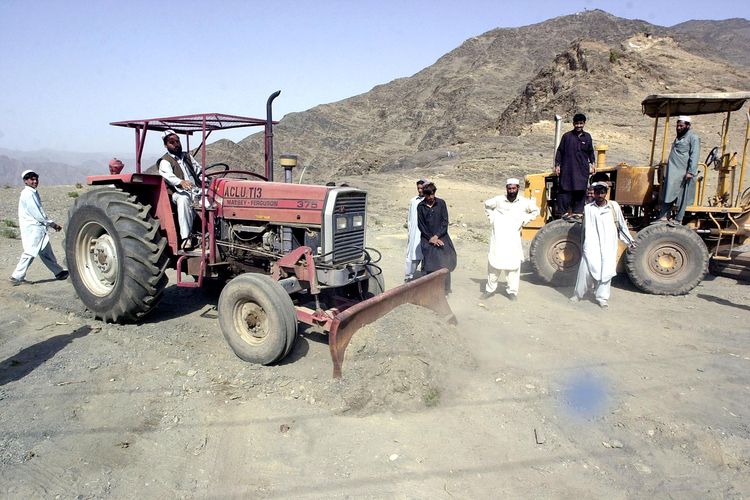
625 224 708 295
65 188 169 322
218 274 297 365
529 219 582 285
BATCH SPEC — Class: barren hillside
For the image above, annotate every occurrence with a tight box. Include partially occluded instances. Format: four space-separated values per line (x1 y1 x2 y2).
3 11 748 187
213 10 749 183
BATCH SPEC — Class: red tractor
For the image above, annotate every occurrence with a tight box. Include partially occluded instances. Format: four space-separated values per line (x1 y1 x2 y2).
65 92 454 377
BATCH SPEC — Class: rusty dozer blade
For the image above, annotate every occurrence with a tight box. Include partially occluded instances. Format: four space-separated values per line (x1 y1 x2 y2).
328 268 456 378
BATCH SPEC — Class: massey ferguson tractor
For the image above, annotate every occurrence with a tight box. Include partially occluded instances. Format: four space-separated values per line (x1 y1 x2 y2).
524 92 750 293
65 91 454 377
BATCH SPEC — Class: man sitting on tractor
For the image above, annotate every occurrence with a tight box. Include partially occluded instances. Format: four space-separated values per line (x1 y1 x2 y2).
157 130 204 250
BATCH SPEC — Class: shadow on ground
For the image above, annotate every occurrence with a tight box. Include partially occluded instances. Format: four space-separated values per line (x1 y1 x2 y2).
0 325 93 386
697 293 750 312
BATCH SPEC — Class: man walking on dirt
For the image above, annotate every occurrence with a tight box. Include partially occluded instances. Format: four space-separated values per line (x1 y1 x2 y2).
404 179 426 281
658 116 700 224
9 170 68 286
570 182 636 308
555 113 596 219
157 130 203 251
481 178 540 301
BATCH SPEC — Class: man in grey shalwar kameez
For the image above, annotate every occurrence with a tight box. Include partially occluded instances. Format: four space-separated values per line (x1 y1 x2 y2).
658 116 700 223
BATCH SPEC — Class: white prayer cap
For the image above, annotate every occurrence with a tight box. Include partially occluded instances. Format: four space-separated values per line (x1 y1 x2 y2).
676 115 691 123
21 169 38 180
161 129 178 140
506 178 520 186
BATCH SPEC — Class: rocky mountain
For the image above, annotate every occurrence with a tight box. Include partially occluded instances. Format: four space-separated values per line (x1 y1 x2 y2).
497 33 750 135
221 10 749 183
5 11 748 186
0 154 101 188
672 18 750 67
0 149 137 187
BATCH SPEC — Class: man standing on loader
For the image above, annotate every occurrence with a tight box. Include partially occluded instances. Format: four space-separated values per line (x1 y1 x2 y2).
157 130 203 250
555 113 596 219
658 116 700 224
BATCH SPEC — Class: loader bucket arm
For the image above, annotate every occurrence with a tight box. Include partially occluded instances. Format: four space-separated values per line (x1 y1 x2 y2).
328 269 456 378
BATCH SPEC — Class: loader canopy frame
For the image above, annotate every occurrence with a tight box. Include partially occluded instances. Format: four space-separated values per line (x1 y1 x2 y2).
642 92 750 206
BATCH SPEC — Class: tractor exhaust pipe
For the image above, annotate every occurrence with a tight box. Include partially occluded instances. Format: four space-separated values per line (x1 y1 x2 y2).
265 90 281 181
279 154 298 253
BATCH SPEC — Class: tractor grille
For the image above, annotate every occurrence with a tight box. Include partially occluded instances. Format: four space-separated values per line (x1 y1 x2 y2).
332 192 366 264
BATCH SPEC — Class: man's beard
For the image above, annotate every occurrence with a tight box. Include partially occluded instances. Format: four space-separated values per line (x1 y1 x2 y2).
506 192 518 201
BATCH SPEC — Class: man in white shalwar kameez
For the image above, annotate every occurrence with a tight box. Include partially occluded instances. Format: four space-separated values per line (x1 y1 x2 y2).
10 170 68 286
404 179 426 281
481 178 540 300
571 182 636 308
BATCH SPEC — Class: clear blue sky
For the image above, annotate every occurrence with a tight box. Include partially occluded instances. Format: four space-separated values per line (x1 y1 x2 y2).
1 0 747 155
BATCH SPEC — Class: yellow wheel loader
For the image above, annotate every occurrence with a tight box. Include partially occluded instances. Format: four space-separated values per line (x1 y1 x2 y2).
524 92 750 293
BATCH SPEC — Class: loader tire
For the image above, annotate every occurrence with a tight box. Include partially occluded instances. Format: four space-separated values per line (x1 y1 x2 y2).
625 223 708 295
218 274 296 365
529 219 582 286
65 187 169 322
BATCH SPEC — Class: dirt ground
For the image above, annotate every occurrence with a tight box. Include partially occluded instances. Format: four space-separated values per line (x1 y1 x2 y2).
1 175 749 499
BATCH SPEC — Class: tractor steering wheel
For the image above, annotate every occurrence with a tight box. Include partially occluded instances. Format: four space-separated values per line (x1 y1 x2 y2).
704 147 719 168
204 163 231 177
204 163 268 181
739 186 750 209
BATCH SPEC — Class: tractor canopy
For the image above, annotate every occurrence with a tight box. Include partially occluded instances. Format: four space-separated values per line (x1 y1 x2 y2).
641 92 750 118
109 90 282 179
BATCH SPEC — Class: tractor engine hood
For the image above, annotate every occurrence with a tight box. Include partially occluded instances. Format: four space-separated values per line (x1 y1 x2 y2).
213 179 332 226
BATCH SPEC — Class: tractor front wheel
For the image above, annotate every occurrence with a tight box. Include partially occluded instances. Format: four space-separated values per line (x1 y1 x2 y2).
625 223 708 295
218 274 297 365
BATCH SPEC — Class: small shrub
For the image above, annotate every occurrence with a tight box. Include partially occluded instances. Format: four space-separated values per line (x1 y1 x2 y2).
423 386 441 408
3 218 18 228
0 228 19 239
75 183 83 189
67 191 79 198
609 49 621 64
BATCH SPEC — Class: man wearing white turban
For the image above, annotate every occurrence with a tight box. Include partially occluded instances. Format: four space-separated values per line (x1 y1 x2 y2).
157 129 204 250
658 115 700 223
481 178 539 301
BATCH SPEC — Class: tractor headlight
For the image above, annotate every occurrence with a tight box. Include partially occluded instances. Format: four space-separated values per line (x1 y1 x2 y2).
352 215 363 228
336 216 348 230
